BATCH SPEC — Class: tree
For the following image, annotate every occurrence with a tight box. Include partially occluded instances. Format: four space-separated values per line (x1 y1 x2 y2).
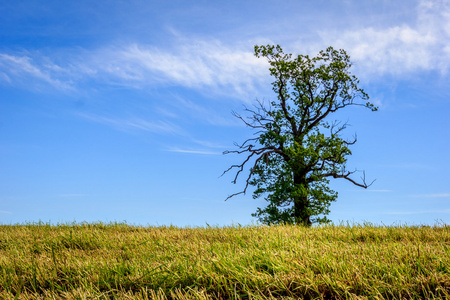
223 45 377 226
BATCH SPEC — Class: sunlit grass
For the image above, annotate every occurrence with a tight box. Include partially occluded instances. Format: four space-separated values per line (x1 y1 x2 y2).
0 222 449 299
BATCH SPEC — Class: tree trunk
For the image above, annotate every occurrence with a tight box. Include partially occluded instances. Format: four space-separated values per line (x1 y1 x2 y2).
293 174 312 226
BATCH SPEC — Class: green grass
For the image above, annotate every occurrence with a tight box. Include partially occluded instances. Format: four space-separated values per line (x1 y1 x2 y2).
0 222 449 299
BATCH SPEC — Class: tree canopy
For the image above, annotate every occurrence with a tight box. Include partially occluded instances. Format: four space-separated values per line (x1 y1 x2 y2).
223 45 377 226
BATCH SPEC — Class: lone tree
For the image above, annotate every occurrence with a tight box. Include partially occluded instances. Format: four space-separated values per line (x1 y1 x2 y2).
223 45 377 226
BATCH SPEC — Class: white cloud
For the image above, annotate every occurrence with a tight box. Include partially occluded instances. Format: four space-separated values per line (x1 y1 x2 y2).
319 0 450 77
93 40 268 97
0 210 12 214
190 138 226 149
166 148 221 155
169 94 240 126
0 53 73 90
0 40 269 99
0 72 11 83
77 113 183 135
1 1 449 94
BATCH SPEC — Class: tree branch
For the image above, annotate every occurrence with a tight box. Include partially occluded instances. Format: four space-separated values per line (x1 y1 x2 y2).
320 170 375 188
222 149 281 200
276 72 298 136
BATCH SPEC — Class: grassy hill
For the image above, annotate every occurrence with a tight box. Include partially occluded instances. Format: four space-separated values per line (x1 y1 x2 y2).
0 222 449 299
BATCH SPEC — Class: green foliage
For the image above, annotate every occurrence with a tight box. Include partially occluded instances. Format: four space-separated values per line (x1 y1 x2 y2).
226 45 377 226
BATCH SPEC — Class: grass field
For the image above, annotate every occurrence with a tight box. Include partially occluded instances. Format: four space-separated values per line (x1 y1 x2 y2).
0 222 449 299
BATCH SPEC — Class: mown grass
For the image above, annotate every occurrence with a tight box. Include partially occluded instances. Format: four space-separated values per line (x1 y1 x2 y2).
0 222 449 299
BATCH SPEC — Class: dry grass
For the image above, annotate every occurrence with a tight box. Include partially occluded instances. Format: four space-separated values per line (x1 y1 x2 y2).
0 222 449 299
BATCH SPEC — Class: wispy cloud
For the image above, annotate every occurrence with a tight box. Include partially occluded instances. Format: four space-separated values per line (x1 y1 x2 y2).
0 39 268 98
84 39 269 99
320 0 450 77
190 138 227 149
163 135 227 155
0 210 12 214
166 148 221 155
0 53 73 90
2 1 449 95
77 113 184 135
169 94 240 126
118 42 264 89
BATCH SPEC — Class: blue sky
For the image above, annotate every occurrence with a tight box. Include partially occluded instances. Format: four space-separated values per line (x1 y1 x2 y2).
1 0 449 226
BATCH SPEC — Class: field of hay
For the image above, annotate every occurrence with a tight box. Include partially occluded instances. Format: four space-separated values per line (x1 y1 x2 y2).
0 222 449 299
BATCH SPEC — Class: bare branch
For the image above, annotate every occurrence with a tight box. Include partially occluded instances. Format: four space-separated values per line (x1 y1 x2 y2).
320 169 375 188
276 72 298 136
343 133 357 145
223 149 281 200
